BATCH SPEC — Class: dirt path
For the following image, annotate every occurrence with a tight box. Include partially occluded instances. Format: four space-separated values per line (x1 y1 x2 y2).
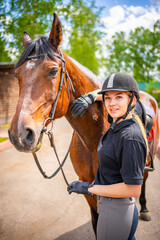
0 117 160 240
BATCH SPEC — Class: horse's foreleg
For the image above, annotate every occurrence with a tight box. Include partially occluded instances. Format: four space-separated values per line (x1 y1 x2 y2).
90 205 98 237
139 171 151 221
69 133 98 235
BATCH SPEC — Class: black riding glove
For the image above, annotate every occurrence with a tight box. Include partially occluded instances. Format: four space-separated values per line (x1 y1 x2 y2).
67 180 93 196
70 93 96 117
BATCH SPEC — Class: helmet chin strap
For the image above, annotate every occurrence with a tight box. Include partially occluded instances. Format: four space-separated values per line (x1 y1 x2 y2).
110 92 135 129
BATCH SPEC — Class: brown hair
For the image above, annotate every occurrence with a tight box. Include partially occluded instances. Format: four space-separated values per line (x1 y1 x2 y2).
126 91 149 155
132 113 149 154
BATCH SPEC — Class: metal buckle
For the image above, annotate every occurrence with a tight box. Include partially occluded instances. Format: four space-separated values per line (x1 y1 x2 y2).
42 117 53 134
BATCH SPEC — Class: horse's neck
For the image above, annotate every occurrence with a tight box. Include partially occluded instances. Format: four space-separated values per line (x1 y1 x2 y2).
64 54 109 148
64 54 101 98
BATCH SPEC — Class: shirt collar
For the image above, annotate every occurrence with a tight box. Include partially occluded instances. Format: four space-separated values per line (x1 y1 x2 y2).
111 117 136 133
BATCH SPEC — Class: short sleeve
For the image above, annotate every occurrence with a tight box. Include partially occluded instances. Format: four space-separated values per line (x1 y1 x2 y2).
120 139 147 185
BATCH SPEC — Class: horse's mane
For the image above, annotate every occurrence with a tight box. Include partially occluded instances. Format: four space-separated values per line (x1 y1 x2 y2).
15 36 58 69
15 35 103 88
69 57 102 88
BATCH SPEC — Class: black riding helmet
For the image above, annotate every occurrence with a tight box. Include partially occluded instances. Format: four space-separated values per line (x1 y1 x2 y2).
98 73 140 124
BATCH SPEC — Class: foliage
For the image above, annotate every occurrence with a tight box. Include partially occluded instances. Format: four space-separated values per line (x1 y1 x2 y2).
104 20 160 83
104 32 129 74
63 0 104 74
0 37 12 62
0 0 63 60
1 1 160 80
129 25 160 82
145 84 160 107
0 0 103 74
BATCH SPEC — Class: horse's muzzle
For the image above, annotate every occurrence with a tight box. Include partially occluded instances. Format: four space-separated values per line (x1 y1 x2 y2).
8 127 41 152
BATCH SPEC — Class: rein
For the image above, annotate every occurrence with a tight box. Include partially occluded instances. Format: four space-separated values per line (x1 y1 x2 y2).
29 49 75 187
32 131 73 183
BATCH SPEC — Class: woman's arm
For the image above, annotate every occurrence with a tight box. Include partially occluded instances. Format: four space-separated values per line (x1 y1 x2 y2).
89 89 102 101
88 182 141 198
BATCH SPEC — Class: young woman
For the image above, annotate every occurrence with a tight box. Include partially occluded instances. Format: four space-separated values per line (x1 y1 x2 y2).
68 73 148 240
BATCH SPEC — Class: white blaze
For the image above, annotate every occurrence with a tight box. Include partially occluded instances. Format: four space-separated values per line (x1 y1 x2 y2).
26 60 36 69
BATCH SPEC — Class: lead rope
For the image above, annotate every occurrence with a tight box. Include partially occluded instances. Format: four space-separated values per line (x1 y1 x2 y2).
47 131 70 186
32 131 73 187
32 131 73 182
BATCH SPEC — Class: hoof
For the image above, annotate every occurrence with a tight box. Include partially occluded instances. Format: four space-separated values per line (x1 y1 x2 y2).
140 212 151 221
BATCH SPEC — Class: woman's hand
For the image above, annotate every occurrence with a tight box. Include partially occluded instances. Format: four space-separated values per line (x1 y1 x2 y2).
70 89 102 117
67 180 93 196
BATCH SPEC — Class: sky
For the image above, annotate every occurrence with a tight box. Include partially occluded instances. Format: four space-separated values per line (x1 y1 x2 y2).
61 0 160 79
95 0 160 38
4 0 160 63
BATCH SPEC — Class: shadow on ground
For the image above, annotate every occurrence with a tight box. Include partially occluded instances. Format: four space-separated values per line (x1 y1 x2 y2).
55 221 95 240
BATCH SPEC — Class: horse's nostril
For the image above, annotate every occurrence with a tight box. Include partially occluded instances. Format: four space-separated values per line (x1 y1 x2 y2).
25 128 35 144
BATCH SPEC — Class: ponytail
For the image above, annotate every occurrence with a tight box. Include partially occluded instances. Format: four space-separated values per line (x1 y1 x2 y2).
126 91 149 156
133 113 149 156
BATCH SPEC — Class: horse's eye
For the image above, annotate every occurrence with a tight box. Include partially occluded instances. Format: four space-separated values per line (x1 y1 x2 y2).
48 68 58 76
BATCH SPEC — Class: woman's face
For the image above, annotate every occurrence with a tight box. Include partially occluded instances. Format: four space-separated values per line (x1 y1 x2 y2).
104 91 131 122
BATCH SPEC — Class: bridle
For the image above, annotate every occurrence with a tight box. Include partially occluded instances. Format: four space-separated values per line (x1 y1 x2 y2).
28 49 75 187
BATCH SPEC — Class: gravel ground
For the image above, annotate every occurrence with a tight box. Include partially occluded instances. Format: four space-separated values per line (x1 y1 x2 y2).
0 117 160 240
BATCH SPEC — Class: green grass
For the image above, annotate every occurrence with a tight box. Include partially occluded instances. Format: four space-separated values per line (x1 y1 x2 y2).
0 124 10 128
0 137 8 143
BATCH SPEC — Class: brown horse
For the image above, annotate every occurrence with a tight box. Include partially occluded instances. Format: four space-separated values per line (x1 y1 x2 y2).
9 13 159 233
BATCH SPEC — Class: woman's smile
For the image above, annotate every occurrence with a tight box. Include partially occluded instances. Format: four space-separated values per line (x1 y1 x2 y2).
110 108 119 112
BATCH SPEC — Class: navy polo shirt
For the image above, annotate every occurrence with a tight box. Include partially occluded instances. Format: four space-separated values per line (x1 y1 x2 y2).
95 117 147 186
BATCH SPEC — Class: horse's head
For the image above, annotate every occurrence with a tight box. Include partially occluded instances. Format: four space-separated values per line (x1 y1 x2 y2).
9 13 70 152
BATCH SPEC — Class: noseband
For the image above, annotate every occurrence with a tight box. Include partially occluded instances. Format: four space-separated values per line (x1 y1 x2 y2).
28 49 75 186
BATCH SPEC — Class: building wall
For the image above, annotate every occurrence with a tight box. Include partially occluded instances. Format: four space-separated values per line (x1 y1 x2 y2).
0 64 19 125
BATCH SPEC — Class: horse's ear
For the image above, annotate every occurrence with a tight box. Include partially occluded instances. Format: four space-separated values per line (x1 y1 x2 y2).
23 31 32 48
49 13 62 48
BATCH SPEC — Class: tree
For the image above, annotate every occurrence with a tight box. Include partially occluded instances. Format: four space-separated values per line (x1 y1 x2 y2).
104 20 160 82
153 19 160 75
104 32 130 75
63 0 104 74
129 26 159 82
0 0 103 75
0 38 12 62
0 0 63 60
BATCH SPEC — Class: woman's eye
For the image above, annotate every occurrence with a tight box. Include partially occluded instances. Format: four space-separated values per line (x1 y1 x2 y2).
48 68 58 76
105 97 110 100
117 96 122 99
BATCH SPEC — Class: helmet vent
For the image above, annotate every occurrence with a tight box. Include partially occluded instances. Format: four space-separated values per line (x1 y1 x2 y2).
107 73 115 88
